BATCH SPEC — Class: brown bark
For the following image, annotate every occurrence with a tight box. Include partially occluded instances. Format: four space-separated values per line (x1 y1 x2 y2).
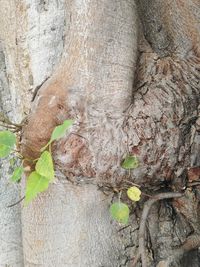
22 0 200 187
22 0 138 183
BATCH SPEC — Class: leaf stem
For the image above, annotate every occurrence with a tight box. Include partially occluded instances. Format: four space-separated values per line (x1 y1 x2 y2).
7 196 25 208
132 192 183 267
118 191 122 203
0 123 17 130
49 143 52 154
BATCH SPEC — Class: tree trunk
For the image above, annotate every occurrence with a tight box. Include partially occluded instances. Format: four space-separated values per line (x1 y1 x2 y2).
0 42 23 267
0 0 199 266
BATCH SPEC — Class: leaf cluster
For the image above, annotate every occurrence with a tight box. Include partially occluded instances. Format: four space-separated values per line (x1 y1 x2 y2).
1 119 142 220
109 155 141 225
0 120 73 205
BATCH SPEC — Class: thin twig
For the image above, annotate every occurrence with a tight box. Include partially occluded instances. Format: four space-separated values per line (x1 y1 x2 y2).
141 192 154 198
0 121 22 128
188 181 200 186
132 192 183 267
124 179 141 188
0 123 16 129
7 196 25 208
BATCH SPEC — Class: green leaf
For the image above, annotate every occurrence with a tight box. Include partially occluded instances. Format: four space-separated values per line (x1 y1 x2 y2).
0 130 16 146
11 166 24 182
0 144 12 158
35 151 54 181
41 120 73 151
109 202 130 224
25 171 49 204
50 120 73 142
0 131 16 158
121 155 139 169
127 186 141 202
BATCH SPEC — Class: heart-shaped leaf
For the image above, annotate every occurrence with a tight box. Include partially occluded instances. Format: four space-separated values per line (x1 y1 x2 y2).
35 151 54 181
109 202 129 224
25 171 49 204
121 155 139 169
50 120 73 143
41 120 73 151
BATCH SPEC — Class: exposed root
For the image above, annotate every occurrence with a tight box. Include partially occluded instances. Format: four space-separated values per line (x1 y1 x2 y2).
156 234 200 267
132 192 183 267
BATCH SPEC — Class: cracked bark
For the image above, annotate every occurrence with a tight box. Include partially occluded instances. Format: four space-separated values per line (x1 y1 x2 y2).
0 0 199 266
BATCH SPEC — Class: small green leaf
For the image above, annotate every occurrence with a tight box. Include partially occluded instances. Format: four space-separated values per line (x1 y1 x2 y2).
41 120 73 151
121 155 139 169
109 202 130 224
0 130 16 146
127 186 141 202
11 166 24 182
0 131 16 158
25 171 49 204
50 120 73 142
0 144 12 158
35 151 54 181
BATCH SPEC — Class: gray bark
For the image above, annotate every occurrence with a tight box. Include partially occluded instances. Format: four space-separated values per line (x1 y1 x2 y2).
22 181 136 266
0 0 199 267
0 0 66 266
0 43 23 267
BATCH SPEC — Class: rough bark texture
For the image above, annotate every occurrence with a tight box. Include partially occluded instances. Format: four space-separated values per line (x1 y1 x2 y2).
22 180 137 266
0 0 66 266
0 0 199 266
21 0 139 266
0 42 23 267
22 0 138 182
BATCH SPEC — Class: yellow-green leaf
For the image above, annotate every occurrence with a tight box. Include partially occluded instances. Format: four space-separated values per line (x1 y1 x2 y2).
0 131 16 158
35 151 54 181
127 186 141 201
50 120 73 142
25 171 49 204
41 120 73 151
11 167 24 182
109 202 129 224
121 155 139 169
0 144 11 158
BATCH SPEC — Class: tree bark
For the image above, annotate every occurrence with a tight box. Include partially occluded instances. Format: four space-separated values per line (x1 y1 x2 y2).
0 0 199 266
0 0 66 266
0 43 23 267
